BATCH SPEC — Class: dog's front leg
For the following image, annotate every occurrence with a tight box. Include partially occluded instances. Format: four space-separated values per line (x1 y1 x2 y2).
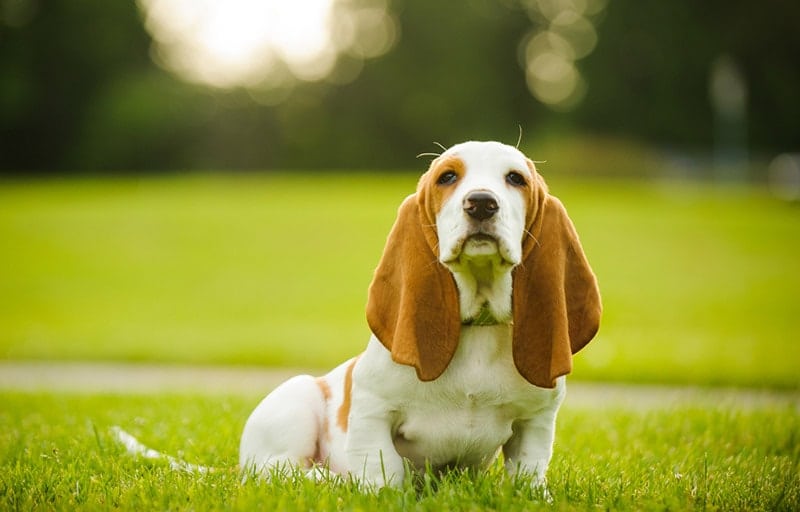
502 378 566 489
344 389 404 489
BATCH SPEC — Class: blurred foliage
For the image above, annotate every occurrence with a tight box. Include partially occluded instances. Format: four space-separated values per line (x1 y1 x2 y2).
1 0 799 173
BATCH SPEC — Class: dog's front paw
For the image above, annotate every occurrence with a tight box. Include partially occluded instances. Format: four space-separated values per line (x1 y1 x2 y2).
348 471 403 491
534 479 554 504
507 463 553 503
306 466 336 483
345 448 405 490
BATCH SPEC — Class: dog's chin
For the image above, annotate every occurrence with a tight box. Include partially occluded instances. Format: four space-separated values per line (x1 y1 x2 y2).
443 234 519 266
462 234 500 257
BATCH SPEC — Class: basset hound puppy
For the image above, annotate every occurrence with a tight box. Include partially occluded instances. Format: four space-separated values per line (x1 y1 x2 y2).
240 140 601 489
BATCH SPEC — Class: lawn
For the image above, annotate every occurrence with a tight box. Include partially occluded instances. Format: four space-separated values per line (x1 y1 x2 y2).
1 172 799 510
1 172 798 387
1 391 797 510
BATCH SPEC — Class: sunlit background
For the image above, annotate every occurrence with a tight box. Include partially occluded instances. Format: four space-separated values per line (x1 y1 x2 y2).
2 0 797 176
135 0 602 111
138 0 397 94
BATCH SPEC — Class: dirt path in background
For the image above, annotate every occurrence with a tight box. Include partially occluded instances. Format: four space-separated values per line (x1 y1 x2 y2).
1 360 798 410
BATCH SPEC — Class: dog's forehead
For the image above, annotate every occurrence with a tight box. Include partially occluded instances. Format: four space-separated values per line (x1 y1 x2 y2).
442 141 528 177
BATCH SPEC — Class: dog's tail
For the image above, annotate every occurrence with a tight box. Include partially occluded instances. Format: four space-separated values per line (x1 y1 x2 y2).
110 426 213 473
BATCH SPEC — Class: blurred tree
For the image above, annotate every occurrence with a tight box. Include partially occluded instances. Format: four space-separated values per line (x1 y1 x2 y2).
267 0 536 168
0 0 798 173
577 0 800 153
1 1 157 171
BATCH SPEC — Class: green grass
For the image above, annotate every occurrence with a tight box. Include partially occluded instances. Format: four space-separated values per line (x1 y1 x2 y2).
1 391 798 510
1 173 799 387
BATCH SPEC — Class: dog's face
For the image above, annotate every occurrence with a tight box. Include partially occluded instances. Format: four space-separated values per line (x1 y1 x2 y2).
430 141 533 270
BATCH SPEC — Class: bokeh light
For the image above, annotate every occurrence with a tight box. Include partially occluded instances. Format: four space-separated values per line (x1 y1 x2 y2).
136 0 397 96
768 153 800 202
519 0 607 111
0 0 39 27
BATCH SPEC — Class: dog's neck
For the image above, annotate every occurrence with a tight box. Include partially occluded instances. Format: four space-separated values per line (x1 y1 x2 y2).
447 254 513 325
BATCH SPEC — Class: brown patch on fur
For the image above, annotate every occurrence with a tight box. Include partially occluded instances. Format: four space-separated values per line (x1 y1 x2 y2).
511 194 602 387
422 155 465 216
316 377 332 446
315 377 332 401
366 154 469 382
336 357 359 432
366 194 461 381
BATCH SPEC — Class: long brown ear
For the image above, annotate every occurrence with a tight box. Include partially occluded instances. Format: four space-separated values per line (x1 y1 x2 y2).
512 192 602 388
366 194 461 381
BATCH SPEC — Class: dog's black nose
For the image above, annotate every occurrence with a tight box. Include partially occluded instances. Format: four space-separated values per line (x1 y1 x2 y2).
463 191 499 221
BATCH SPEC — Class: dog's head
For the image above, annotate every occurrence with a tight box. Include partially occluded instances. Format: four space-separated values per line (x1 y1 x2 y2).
367 141 601 388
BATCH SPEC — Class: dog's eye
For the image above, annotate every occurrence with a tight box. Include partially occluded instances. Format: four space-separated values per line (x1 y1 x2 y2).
437 171 458 185
506 171 527 187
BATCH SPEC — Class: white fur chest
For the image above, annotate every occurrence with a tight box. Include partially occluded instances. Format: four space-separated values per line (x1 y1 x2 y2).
353 325 565 470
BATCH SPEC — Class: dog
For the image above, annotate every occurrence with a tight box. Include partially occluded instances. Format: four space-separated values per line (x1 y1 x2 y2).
239 140 601 489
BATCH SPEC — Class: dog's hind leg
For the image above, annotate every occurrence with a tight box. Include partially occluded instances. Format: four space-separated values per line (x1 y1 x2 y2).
239 374 327 479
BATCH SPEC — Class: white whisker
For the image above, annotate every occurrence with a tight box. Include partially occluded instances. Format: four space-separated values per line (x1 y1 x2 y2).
416 152 441 159
523 228 541 248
